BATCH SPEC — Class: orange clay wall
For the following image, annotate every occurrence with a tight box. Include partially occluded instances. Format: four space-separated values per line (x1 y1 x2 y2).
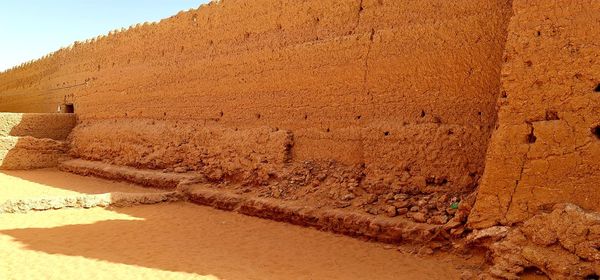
0 1 512 197
469 0 600 228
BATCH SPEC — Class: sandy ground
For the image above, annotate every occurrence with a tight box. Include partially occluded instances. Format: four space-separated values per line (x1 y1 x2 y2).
0 169 162 201
0 169 473 280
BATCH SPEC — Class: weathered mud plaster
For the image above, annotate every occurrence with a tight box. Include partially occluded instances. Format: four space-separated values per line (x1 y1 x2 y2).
469 0 600 228
0 113 76 140
475 204 600 279
0 113 75 169
0 1 513 202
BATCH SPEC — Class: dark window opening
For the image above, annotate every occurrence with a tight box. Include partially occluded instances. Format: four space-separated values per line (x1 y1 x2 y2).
594 83 600 92
62 103 74 113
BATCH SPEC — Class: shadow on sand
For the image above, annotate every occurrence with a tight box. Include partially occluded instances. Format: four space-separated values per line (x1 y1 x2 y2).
0 170 461 280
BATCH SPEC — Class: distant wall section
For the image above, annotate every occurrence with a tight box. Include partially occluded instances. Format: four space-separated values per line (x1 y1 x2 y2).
0 0 513 196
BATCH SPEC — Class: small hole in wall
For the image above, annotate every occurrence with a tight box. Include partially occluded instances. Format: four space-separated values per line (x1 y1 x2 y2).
383 131 390 136
420 110 426 118
592 126 600 139
356 115 362 120
326 128 330 133
585 274 599 280
594 83 600 92
536 31 541 36
219 111 224 117
256 113 261 119
62 104 75 113
545 110 560 121
304 114 308 120
527 130 537 143
519 267 547 278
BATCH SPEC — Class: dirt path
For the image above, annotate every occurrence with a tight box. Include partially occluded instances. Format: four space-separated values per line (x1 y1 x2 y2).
0 169 473 280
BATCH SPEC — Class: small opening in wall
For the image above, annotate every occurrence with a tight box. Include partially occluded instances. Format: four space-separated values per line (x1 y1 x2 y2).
519 267 547 279
383 131 390 136
585 274 599 280
527 131 537 143
62 103 75 113
592 126 600 139
594 83 600 92
545 110 560 121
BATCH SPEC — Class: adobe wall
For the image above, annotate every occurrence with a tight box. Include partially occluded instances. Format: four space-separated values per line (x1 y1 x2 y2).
469 0 600 228
0 113 76 140
0 0 512 217
0 113 75 169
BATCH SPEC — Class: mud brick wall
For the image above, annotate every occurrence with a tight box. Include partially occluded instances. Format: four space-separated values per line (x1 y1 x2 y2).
469 0 600 228
0 113 75 169
0 1 512 195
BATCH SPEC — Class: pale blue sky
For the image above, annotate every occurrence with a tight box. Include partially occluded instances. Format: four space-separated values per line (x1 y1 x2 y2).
0 0 209 71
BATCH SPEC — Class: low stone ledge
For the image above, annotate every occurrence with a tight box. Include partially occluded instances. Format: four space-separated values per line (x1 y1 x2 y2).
0 191 182 214
181 184 439 244
59 159 204 190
